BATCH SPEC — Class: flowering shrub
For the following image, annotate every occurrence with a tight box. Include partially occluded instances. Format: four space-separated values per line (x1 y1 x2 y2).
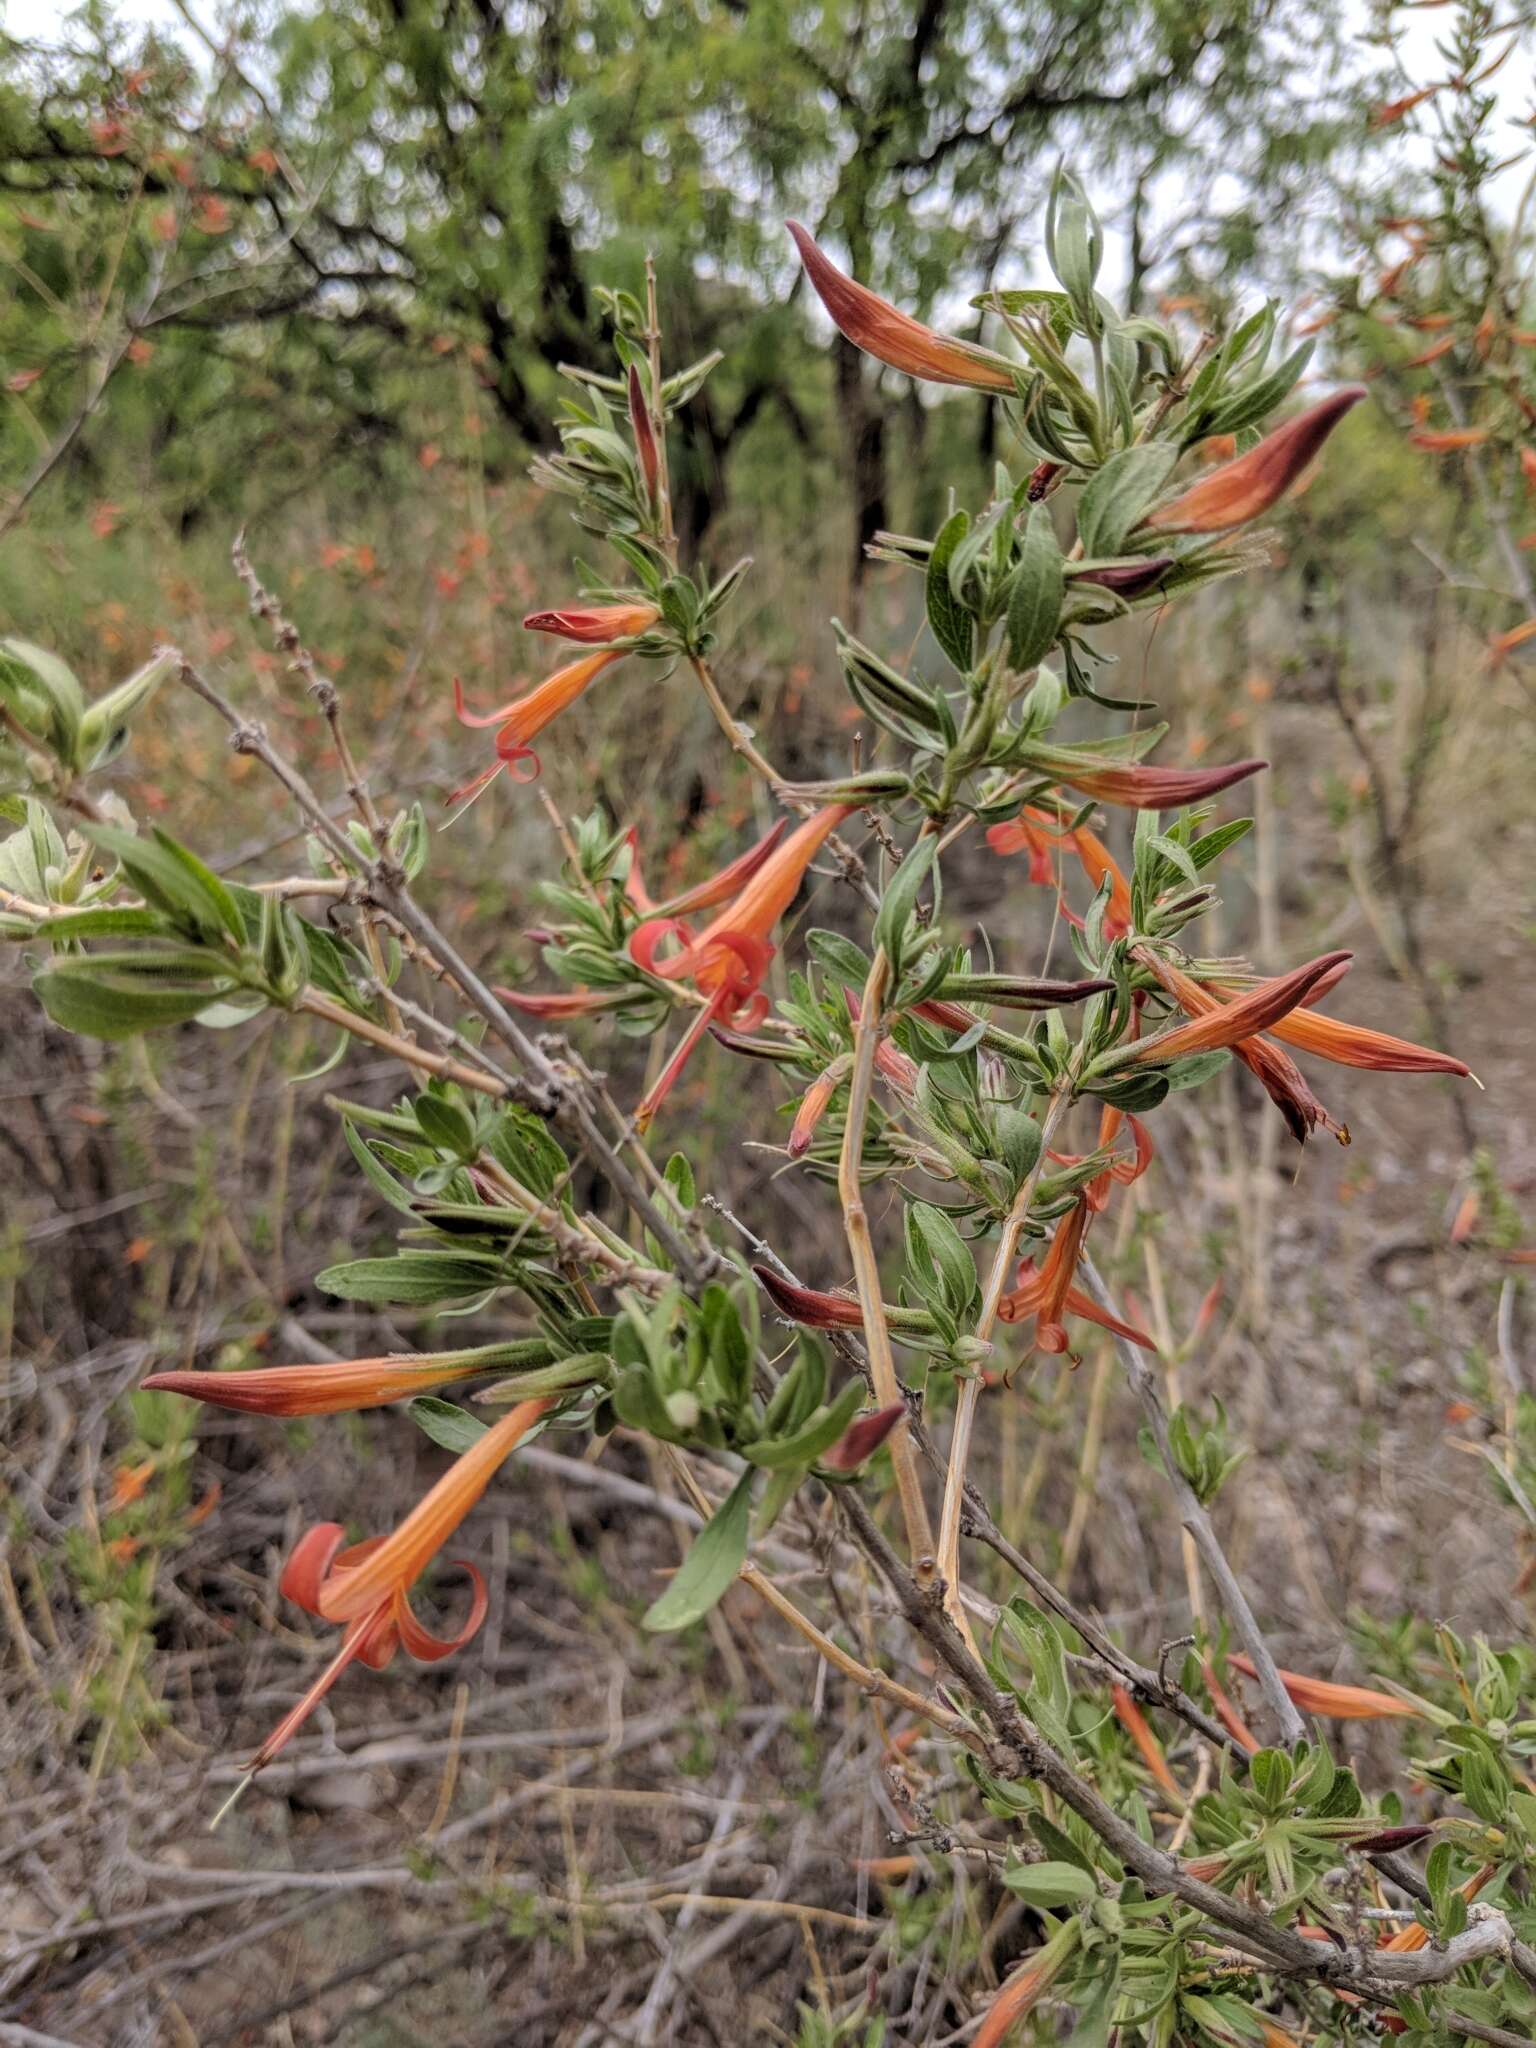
5 179 1534 2041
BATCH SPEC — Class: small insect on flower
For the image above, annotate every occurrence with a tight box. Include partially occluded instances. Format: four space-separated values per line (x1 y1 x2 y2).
787 221 1017 393
221 1399 551 1810
1145 387 1366 534
627 806 851 1128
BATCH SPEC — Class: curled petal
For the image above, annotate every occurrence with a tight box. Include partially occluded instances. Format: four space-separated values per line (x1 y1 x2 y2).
279 1522 349 1616
392 1560 489 1661
318 1399 553 1625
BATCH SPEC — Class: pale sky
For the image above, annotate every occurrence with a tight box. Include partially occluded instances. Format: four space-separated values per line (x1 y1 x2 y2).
4 0 1531 235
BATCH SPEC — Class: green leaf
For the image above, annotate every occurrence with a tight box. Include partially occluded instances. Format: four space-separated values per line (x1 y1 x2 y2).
407 1396 488 1453
642 1469 752 1632
1075 446 1178 558
33 966 238 1040
743 1378 864 1469
83 821 245 943
1003 1859 1096 1908
414 1091 478 1158
1006 505 1064 672
0 638 85 762
925 510 975 673
314 1252 508 1305
873 836 937 972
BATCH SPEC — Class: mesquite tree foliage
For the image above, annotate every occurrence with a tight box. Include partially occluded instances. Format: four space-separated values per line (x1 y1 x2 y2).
3 178 1532 2044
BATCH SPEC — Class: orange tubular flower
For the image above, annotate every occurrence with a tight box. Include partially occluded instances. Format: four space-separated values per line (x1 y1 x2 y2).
1409 427 1489 451
788 1054 851 1157
1209 974 1470 1076
523 600 660 643
243 1398 550 1776
1227 1652 1420 1721
1136 950 1352 1143
628 805 850 1127
1487 617 1536 668
1145 387 1366 534
1202 1660 1261 1754
1128 949 1352 1064
998 1198 1156 1354
988 806 1133 938
787 221 1017 393
142 1350 510 1416
972 1923 1079 2048
1111 1684 1184 1803
451 647 627 797
648 818 791 919
1027 750 1267 811
1379 1863 1495 1954
495 986 630 1018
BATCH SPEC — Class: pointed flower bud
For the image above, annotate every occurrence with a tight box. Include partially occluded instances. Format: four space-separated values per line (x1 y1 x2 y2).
626 363 661 506
821 1401 905 1471
523 600 660 643
1124 949 1353 1064
1145 387 1366 534
142 1347 518 1416
1023 745 1267 811
787 221 1016 392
